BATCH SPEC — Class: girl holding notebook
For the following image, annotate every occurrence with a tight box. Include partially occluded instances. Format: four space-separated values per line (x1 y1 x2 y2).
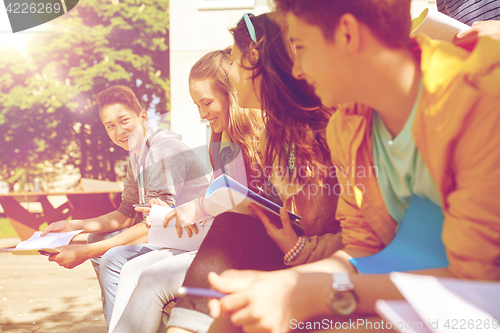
108 48 266 333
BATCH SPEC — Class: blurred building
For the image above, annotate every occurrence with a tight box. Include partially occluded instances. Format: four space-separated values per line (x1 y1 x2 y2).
168 0 437 149
169 0 270 150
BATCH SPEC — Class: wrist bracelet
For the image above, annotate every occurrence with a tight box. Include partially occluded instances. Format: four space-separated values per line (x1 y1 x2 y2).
284 236 306 264
284 237 306 264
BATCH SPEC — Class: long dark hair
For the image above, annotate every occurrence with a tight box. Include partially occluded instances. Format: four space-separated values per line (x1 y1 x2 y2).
230 13 333 181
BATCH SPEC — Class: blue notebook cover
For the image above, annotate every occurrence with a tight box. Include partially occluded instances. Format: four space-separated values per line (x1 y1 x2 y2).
350 195 448 274
206 174 302 221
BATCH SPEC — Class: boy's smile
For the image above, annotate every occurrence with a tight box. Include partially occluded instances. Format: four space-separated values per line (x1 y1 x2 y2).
100 103 148 153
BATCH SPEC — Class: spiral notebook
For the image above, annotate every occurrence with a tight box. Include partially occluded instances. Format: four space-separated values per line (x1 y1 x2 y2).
204 174 304 229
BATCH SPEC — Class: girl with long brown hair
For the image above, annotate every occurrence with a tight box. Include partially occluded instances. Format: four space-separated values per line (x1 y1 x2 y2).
109 48 266 333
190 48 264 192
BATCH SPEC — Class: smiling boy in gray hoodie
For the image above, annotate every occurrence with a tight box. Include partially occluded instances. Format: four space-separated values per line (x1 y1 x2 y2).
42 85 210 323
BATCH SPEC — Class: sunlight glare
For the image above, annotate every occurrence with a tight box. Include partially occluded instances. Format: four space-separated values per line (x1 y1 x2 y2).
0 33 30 55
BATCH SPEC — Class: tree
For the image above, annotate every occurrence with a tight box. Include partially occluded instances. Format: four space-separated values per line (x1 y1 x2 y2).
0 0 169 191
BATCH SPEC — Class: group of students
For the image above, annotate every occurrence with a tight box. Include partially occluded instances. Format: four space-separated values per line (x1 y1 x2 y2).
42 0 500 332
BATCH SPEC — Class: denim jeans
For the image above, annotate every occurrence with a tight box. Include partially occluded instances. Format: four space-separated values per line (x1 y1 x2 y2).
87 230 160 326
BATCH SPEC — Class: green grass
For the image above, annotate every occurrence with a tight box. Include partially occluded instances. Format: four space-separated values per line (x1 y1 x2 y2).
0 218 18 239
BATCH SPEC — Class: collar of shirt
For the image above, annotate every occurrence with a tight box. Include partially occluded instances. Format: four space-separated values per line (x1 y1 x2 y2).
220 131 232 153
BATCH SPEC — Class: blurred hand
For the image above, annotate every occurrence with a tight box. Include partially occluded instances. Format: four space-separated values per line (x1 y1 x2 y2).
248 198 299 254
163 209 199 238
207 270 263 319
136 198 200 238
134 206 151 214
142 216 153 229
48 244 90 269
134 198 170 215
40 220 75 236
208 269 331 333
454 20 500 48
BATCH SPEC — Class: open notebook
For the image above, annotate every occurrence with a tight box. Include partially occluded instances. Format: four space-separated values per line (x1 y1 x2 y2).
0 230 84 255
204 174 303 229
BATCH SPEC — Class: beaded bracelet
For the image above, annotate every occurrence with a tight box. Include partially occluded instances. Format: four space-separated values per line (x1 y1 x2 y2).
283 239 297 264
284 236 306 264
284 237 306 264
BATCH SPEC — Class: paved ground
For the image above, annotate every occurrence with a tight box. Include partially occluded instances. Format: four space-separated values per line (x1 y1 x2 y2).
0 237 107 333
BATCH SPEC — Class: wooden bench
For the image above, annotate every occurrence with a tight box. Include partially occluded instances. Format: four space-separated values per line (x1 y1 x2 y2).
0 179 122 240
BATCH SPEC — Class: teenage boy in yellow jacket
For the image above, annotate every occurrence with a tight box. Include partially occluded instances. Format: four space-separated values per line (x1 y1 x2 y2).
201 1 500 332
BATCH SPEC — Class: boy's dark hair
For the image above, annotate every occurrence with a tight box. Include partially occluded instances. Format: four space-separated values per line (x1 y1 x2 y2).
96 85 142 116
274 0 412 49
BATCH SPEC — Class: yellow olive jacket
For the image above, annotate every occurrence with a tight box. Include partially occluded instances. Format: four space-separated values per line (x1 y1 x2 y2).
326 35 500 280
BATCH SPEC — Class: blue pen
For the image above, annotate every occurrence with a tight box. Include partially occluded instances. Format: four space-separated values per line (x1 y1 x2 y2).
177 287 226 299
